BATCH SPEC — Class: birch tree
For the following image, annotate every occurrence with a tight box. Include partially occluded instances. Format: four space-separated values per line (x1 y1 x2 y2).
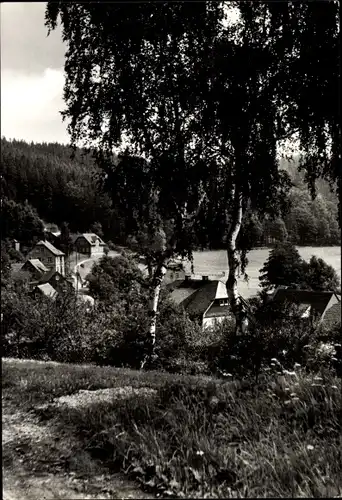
45 2 223 366
45 1 340 339
199 1 339 333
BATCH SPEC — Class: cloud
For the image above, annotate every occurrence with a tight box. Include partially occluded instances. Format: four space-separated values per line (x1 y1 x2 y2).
1 2 65 74
0 3 69 143
1 68 69 144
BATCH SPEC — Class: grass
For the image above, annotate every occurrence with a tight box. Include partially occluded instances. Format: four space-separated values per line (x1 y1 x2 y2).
3 358 341 498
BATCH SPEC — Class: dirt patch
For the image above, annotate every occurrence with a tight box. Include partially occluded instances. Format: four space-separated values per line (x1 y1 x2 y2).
54 386 157 409
2 396 154 499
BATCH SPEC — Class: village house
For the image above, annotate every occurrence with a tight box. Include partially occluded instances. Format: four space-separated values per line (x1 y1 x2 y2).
73 233 106 257
166 275 250 330
37 268 75 294
27 240 65 276
21 259 49 281
11 259 49 284
33 282 58 300
268 286 341 328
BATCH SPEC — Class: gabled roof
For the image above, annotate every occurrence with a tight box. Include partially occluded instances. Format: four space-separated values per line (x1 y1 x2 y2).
182 281 221 316
321 302 341 327
271 288 338 316
75 233 106 246
35 240 65 256
35 283 58 299
166 279 209 305
24 259 49 274
168 278 250 318
39 268 65 283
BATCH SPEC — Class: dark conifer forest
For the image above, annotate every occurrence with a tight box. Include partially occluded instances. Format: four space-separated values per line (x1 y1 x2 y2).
1 137 339 248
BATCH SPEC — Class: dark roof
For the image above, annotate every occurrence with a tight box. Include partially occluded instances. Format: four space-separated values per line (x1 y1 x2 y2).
321 303 341 327
24 259 49 274
168 278 250 318
35 240 65 256
182 281 220 316
272 288 337 316
38 269 65 283
166 279 205 305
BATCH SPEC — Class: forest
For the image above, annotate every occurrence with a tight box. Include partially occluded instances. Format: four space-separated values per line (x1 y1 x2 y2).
1 137 340 249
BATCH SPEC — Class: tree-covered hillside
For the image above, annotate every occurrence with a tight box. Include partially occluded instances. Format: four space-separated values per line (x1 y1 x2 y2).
1 138 122 241
1 137 340 247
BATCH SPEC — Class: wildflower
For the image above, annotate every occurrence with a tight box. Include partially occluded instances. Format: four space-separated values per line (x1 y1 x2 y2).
292 397 300 401
334 343 341 348
306 445 314 451
283 370 297 376
317 343 335 356
290 393 297 397
284 400 292 405
294 363 301 368
331 385 338 390
311 383 322 387
196 450 204 456
313 376 323 381
282 350 287 355
284 388 290 392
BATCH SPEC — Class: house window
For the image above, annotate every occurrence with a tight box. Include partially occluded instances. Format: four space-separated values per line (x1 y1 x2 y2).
220 299 228 306
47 257 53 263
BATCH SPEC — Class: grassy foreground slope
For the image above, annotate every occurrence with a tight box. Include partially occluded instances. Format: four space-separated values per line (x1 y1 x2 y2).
2 358 341 498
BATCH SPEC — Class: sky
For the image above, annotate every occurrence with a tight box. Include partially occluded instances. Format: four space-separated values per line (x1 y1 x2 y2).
0 2 293 153
1 2 69 144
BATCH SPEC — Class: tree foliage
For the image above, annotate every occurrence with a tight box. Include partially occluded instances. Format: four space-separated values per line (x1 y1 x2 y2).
1 198 45 249
260 242 340 292
259 242 307 292
45 1 340 334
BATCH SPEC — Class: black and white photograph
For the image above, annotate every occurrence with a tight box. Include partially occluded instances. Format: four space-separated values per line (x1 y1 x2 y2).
1 1 341 498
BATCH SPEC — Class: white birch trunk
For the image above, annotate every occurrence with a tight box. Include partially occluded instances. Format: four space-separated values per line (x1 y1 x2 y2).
226 190 244 335
141 263 167 369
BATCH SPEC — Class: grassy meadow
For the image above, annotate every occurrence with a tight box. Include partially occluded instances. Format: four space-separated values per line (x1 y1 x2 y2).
185 246 341 298
3 358 341 498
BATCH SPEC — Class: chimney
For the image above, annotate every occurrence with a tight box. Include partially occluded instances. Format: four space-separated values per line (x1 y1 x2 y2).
202 275 209 281
13 239 20 252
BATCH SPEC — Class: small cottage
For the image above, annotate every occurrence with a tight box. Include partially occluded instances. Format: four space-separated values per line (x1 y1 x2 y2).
73 233 106 257
27 240 65 276
21 259 49 281
269 287 341 327
38 269 74 294
167 276 250 330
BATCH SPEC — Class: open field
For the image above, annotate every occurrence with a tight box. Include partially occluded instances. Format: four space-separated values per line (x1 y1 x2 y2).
69 246 340 299
185 246 341 299
2 358 341 499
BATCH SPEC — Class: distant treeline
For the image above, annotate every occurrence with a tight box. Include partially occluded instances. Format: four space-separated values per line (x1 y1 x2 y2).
1 138 340 249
